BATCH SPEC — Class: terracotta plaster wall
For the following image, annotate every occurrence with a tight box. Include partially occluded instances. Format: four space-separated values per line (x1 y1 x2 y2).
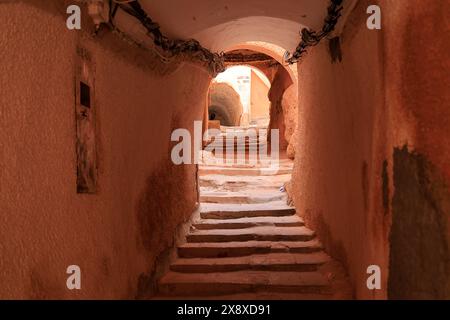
281 84 298 159
292 0 450 299
250 70 270 121
381 0 450 299
268 65 292 150
381 0 450 182
0 1 210 299
291 0 387 300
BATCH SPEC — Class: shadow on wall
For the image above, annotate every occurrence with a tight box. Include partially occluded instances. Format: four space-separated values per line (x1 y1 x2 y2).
135 112 200 297
268 65 293 150
389 146 450 299
208 82 243 126
135 155 198 297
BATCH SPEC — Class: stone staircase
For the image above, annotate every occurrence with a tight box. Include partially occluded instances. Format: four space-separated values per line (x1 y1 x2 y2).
157 135 352 299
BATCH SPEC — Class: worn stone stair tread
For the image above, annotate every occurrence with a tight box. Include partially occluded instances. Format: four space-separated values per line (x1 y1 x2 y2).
200 186 285 193
170 252 330 272
153 292 334 300
200 189 286 196
159 271 330 295
200 192 286 204
201 157 292 163
178 240 323 258
186 226 315 243
192 215 304 230
199 159 294 168
200 202 295 219
206 140 267 145
200 164 292 170
200 190 284 195
198 166 291 172
199 166 292 176
199 174 291 190
200 173 292 183
206 143 268 149
199 162 293 170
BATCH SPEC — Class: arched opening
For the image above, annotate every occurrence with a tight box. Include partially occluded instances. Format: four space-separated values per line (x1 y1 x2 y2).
208 82 243 127
208 65 271 128
203 46 298 162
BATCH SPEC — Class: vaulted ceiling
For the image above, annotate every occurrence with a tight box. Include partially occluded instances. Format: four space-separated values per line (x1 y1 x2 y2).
138 0 330 52
113 0 334 53
111 0 357 70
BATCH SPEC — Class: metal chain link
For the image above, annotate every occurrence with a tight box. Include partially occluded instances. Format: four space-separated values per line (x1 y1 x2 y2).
108 0 343 73
284 0 344 65
111 0 225 75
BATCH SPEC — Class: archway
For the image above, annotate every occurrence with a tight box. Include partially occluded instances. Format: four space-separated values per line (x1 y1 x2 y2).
208 64 272 128
208 82 243 126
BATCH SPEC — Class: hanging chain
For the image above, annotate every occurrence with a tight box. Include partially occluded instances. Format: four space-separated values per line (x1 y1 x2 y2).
284 0 344 65
109 0 225 75
107 0 344 73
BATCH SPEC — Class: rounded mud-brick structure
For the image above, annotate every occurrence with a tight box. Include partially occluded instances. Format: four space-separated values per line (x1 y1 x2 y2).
208 82 243 126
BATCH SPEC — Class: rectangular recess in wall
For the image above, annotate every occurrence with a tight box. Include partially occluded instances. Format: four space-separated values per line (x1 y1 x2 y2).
75 47 97 194
80 81 91 108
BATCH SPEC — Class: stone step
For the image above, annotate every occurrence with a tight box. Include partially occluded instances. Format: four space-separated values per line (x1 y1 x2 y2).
178 240 323 258
199 166 292 176
205 138 264 145
200 187 285 195
199 163 292 171
199 162 293 170
205 144 269 154
214 138 266 142
186 226 315 243
200 202 296 219
170 252 330 273
199 174 291 190
199 184 284 193
159 271 330 296
200 160 289 169
192 215 304 230
152 292 334 300
201 155 292 162
200 159 287 167
207 140 267 146
200 155 292 163
200 192 286 204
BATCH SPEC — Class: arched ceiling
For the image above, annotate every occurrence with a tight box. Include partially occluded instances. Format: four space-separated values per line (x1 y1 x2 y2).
110 0 357 72
227 42 298 85
191 16 302 52
138 0 330 52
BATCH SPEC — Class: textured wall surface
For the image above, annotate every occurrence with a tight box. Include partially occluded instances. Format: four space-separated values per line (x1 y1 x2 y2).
208 82 243 126
0 1 210 299
268 65 292 151
250 70 270 121
281 84 298 159
382 0 450 299
291 0 450 299
389 147 450 299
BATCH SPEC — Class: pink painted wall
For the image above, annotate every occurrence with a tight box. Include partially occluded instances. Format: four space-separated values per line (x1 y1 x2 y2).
250 70 270 121
0 1 210 299
291 0 450 299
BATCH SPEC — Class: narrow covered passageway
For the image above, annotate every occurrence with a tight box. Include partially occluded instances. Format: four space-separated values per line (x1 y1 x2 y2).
0 0 449 301
158 54 352 299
